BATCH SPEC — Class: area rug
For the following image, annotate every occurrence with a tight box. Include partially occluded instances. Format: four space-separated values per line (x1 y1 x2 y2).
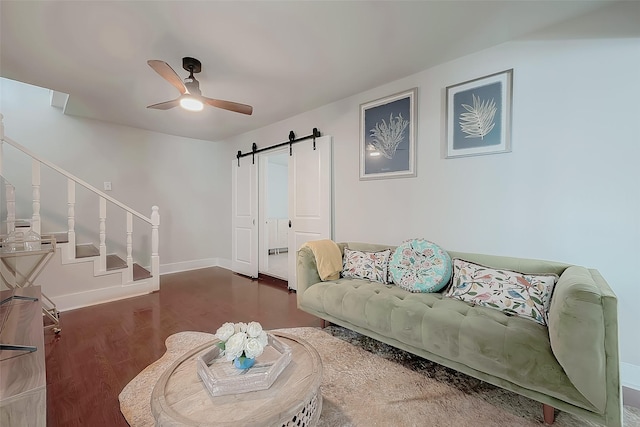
119 326 640 427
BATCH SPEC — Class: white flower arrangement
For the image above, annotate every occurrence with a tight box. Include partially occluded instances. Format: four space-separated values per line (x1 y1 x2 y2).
215 321 269 362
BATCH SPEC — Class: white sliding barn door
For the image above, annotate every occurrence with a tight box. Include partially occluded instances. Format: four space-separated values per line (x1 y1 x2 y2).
288 135 333 290
231 156 258 278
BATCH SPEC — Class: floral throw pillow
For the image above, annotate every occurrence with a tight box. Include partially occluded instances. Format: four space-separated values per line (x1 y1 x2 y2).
444 259 558 325
389 239 452 293
342 248 391 284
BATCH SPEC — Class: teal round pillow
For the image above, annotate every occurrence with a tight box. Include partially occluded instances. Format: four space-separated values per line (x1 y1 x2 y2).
389 239 452 293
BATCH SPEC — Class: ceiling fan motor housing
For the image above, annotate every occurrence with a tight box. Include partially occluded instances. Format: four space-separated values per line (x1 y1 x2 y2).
185 79 201 96
182 57 202 74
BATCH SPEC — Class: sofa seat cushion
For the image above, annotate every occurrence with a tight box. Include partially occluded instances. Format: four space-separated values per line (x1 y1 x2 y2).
301 279 597 412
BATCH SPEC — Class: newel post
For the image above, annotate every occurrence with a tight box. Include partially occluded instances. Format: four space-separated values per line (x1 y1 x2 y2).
151 206 160 291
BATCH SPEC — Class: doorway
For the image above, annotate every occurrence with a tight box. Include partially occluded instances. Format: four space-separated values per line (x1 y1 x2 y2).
231 135 333 290
259 150 289 280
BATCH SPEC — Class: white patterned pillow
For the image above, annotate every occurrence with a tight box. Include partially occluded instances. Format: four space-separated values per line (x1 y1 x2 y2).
342 248 391 284
444 259 558 325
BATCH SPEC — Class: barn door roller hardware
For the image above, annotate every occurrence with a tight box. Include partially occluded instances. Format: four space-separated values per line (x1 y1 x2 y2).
236 128 321 166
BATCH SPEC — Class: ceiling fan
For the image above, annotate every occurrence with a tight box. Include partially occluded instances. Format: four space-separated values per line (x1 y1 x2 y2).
147 57 253 115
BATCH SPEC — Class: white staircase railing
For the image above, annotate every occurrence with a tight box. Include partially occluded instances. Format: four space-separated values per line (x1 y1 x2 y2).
0 114 159 290
4 178 15 234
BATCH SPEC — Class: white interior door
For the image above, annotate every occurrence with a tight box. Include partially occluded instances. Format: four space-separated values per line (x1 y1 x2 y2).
288 135 333 290
231 156 258 278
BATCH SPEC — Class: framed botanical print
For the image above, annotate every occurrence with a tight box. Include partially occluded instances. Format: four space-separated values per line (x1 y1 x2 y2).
360 88 417 180
446 69 513 158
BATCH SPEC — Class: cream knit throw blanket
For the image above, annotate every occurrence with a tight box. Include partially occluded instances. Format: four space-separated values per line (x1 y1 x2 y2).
301 239 342 281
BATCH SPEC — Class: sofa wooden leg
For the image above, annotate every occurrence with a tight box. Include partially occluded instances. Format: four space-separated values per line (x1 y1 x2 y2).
543 404 555 425
320 319 331 328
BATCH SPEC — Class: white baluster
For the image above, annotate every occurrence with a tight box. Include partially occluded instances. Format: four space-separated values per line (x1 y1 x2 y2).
151 206 160 291
67 179 76 258
32 159 41 235
126 212 133 282
99 197 106 271
0 114 4 175
0 114 16 234
0 115 7 234
6 181 15 234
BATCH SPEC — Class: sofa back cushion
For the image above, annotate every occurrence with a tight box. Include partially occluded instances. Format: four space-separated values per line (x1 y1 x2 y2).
339 242 396 254
446 251 569 277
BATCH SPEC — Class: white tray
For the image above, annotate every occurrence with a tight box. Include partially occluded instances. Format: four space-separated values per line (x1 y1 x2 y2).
196 333 292 397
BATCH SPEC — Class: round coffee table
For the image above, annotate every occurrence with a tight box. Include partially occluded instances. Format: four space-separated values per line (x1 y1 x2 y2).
150 332 323 426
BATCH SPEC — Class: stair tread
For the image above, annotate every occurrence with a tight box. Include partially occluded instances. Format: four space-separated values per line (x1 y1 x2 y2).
14 220 31 228
50 232 69 244
76 244 99 258
133 263 152 281
73 244 151 280
106 254 127 271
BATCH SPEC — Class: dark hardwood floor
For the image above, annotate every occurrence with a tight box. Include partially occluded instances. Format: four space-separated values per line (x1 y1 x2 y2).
43 267 322 427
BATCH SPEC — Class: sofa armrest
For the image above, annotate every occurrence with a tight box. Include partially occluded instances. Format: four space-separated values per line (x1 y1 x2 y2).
548 266 620 418
296 246 322 299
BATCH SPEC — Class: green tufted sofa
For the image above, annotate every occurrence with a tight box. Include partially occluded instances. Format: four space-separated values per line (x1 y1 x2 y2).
296 242 622 426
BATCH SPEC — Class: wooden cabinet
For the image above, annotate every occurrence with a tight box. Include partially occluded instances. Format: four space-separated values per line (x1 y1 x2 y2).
0 286 46 427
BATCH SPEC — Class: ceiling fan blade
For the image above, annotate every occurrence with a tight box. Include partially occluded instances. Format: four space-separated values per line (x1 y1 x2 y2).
203 97 253 115
147 99 181 110
147 60 187 95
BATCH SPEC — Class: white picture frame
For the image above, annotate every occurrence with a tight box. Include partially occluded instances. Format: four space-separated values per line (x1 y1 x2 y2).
360 88 417 180
445 70 513 158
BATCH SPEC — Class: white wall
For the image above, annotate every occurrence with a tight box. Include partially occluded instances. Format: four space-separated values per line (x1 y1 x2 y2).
220 5 640 388
1 78 235 272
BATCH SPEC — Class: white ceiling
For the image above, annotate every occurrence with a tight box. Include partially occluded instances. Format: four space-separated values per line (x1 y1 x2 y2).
0 1 613 142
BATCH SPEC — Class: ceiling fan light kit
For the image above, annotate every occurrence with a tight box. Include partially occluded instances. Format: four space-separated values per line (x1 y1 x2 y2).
147 57 253 115
179 96 204 112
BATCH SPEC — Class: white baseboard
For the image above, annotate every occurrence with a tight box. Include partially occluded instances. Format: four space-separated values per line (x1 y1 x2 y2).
159 258 232 275
159 258 218 275
622 362 640 390
622 362 640 408
54 259 234 311
216 258 232 271
54 281 154 312
624 386 640 409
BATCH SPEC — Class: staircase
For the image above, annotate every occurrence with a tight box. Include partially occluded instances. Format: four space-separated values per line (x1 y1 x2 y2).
0 114 160 311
